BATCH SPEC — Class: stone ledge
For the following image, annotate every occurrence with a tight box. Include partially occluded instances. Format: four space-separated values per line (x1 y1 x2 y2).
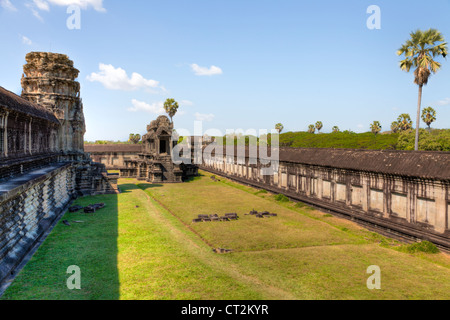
0 163 71 205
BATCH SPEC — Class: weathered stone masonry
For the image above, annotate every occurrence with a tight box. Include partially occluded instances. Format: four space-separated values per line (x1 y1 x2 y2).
201 147 450 248
0 52 117 285
0 164 75 281
86 116 199 183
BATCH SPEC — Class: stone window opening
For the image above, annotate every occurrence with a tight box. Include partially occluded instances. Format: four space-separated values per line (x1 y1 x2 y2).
159 139 169 154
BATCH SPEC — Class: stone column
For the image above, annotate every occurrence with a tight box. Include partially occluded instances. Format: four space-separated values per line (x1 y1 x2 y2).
407 182 415 223
434 182 447 234
362 174 369 212
28 118 32 155
318 175 323 199
4 112 8 158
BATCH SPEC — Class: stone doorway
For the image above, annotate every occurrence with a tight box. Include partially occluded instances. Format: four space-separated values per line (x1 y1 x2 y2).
160 139 168 154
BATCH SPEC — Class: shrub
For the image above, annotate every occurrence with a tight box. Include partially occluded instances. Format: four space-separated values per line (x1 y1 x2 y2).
295 202 307 208
277 131 399 150
397 129 450 151
402 241 440 254
274 194 290 202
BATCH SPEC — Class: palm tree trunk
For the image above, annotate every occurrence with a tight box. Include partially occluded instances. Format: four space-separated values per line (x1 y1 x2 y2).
415 85 423 151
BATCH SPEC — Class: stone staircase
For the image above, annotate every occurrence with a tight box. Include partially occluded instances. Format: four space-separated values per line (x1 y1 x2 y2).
158 156 182 183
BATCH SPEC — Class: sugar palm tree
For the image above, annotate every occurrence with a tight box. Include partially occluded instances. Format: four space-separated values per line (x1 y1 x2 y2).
128 134 141 144
315 121 323 133
370 121 382 136
421 106 437 130
391 121 400 133
275 123 284 134
397 114 413 131
397 28 447 150
308 125 316 134
164 98 179 123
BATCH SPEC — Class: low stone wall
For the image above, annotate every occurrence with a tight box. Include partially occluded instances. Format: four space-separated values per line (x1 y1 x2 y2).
0 164 76 283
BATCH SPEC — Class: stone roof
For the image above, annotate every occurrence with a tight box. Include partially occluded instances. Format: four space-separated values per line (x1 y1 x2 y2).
0 86 59 124
208 146 450 180
278 148 450 180
84 144 143 153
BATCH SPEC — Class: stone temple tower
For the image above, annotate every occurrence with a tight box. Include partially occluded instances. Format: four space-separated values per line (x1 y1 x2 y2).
21 52 85 154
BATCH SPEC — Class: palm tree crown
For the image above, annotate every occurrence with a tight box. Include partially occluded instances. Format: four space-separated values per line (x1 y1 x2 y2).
398 29 447 85
275 123 284 134
397 28 447 150
421 107 437 128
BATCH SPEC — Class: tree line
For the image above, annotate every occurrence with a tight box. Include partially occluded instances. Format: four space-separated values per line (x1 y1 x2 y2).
275 28 447 149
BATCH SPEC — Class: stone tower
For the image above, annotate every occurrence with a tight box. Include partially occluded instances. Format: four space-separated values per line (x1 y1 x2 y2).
21 52 85 154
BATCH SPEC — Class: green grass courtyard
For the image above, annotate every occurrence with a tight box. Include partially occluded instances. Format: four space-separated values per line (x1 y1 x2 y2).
2 171 450 300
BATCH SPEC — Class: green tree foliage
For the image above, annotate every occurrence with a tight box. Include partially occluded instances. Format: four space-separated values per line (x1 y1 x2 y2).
332 126 340 133
164 98 179 123
215 129 450 151
278 131 399 150
397 114 413 131
370 121 382 136
315 121 323 133
421 106 437 129
391 121 400 133
308 125 316 134
397 28 448 150
275 123 284 134
397 129 450 151
128 134 141 144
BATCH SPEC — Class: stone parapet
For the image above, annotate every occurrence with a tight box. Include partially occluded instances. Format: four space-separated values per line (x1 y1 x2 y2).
0 164 75 284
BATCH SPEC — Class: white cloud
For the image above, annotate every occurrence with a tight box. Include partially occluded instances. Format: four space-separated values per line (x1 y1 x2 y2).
50 0 105 12
25 2 44 21
33 0 105 12
127 99 165 114
33 0 50 11
180 100 194 107
357 124 364 129
1 0 17 11
437 97 450 106
190 63 223 76
195 112 215 122
26 0 105 21
87 63 165 92
21 35 33 45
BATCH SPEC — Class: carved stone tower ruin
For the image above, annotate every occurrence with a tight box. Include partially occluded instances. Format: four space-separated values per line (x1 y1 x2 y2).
21 52 85 154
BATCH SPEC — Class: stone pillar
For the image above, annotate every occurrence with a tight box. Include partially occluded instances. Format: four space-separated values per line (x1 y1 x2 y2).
362 174 369 212
28 118 32 155
383 176 390 219
318 176 323 199
4 112 8 157
435 182 447 234
407 182 415 223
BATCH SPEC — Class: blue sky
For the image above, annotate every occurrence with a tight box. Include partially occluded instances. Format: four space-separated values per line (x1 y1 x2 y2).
0 0 449 141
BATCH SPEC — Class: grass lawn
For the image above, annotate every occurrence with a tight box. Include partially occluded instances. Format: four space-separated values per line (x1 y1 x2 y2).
2 171 449 300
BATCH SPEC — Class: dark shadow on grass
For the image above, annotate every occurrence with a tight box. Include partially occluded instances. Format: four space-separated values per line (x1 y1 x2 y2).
119 183 163 193
1 190 120 300
135 183 163 191
183 173 205 183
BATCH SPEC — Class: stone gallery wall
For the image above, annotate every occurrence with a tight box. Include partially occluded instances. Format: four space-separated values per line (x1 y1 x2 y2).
0 164 75 282
84 144 142 170
201 147 450 248
0 52 119 285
